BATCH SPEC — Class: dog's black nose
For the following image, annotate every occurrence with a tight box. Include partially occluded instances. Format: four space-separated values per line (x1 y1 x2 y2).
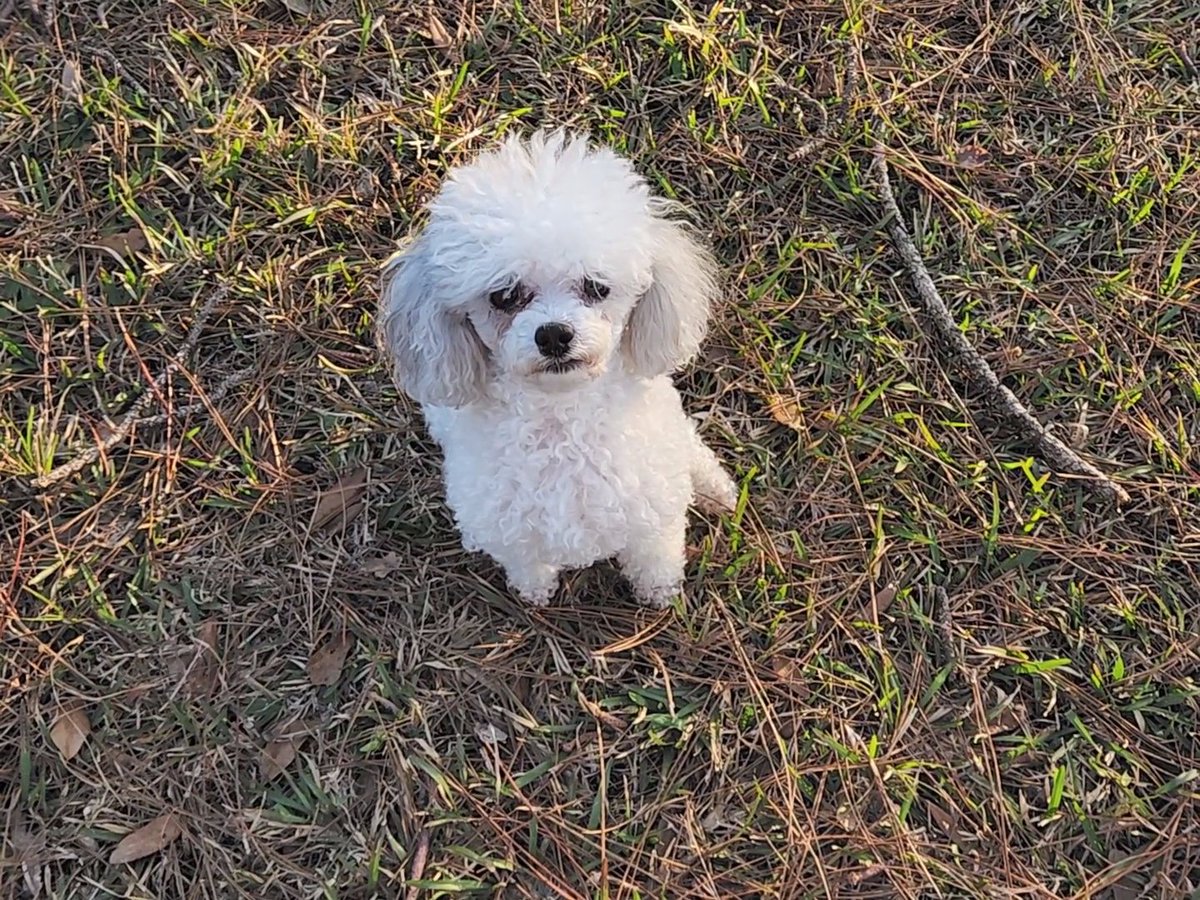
535 322 574 358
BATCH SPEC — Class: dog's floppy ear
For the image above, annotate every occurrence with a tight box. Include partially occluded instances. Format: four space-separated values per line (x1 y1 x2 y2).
377 235 489 407
622 209 718 377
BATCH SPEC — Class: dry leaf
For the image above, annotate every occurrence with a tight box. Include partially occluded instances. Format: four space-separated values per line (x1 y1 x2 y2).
955 144 989 169
261 719 315 780
1063 420 1089 450
474 722 508 745
307 634 353 686
578 692 626 732
61 59 82 100
197 619 219 650
49 702 90 761
280 0 312 14
108 814 182 865
834 802 857 831
185 620 220 695
926 801 958 837
981 691 1024 737
311 468 369 531
765 394 804 431
845 863 887 886
872 582 898 617
700 805 743 835
95 227 148 258
425 8 452 48
261 738 299 780
362 551 403 578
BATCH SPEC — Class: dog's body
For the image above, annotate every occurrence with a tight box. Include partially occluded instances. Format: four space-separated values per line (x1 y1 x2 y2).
425 373 735 606
378 131 735 607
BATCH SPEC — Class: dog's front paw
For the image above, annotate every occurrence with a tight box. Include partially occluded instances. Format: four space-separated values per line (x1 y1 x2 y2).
692 461 739 515
636 583 683 610
517 584 555 608
505 562 560 608
695 480 737 515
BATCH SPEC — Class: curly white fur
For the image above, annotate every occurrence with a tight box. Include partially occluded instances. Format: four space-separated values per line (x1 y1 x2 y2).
378 130 737 607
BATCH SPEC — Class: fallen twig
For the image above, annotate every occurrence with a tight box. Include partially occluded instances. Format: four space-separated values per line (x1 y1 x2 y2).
126 365 258 430
871 144 1130 507
405 827 431 900
789 41 862 163
931 585 961 676
32 284 232 490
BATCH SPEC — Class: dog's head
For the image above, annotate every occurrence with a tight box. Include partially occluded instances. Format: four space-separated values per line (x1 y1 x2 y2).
378 130 718 407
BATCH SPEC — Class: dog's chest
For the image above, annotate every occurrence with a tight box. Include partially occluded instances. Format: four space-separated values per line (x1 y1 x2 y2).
441 408 654 564
496 417 629 534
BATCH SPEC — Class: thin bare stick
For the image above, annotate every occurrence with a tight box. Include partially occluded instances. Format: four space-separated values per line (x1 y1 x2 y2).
404 827 431 900
871 144 1130 507
32 285 230 490
789 42 862 164
126 365 257 430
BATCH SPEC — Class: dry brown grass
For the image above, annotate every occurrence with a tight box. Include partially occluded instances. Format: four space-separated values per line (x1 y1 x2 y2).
3 1 1200 897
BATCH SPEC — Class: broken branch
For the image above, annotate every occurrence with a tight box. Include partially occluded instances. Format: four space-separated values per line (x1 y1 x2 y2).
871 144 1130 507
33 284 233 490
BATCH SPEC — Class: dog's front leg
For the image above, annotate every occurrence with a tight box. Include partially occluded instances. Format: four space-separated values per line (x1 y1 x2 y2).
618 515 687 609
491 550 560 607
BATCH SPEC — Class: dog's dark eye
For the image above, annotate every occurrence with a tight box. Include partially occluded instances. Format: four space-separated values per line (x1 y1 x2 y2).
489 281 532 312
581 278 609 303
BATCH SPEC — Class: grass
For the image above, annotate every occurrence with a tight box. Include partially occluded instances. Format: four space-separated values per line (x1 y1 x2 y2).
3 0 1200 897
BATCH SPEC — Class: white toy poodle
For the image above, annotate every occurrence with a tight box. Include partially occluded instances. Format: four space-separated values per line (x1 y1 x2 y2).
377 129 737 608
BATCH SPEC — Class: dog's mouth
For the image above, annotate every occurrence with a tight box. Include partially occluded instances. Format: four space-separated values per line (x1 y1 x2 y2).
539 358 587 375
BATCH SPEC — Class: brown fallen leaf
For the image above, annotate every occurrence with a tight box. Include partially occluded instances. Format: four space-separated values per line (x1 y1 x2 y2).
765 394 804 431
185 619 221 695
768 654 811 700
474 722 508 745
845 863 887 886
61 59 82 101
311 468 369 531
425 7 453 48
925 801 958 837
954 143 990 170
577 692 627 732
94 226 148 258
261 718 316 780
49 702 90 762
362 551 403 578
871 582 898 617
108 814 182 865
261 738 299 780
307 634 354 686
980 689 1025 737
